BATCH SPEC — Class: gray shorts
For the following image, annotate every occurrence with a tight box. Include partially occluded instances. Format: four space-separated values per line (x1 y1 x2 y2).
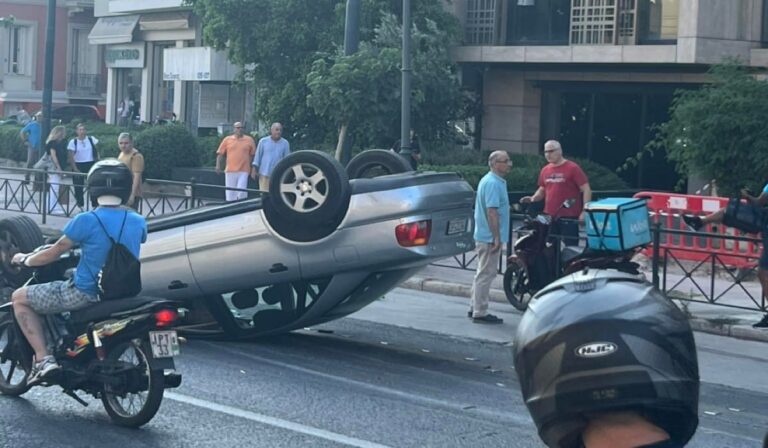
26 280 99 315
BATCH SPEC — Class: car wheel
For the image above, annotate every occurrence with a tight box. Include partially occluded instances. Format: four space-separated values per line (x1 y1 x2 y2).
345 149 413 179
263 150 351 242
0 216 44 287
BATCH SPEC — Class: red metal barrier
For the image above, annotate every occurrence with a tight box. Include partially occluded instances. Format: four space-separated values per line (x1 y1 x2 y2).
633 191 761 268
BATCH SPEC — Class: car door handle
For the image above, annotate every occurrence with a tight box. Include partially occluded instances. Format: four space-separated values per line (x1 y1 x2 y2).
168 280 188 290
269 263 288 274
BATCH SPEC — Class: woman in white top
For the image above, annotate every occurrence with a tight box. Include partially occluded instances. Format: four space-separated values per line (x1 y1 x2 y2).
67 123 99 208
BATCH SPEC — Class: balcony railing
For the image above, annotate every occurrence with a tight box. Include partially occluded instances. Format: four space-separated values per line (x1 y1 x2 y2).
67 73 104 97
463 0 679 46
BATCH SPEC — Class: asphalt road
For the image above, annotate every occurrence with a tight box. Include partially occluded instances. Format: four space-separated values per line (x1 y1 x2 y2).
1 293 767 447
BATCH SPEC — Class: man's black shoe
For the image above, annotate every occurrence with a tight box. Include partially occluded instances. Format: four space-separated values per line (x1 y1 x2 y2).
682 215 704 232
752 313 768 329
472 314 503 324
467 310 472 318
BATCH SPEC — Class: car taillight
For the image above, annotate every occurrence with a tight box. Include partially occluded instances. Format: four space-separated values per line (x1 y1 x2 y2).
155 309 178 327
395 220 431 247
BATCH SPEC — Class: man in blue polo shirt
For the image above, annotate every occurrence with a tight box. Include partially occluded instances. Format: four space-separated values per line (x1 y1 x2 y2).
470 150 512 324
20 111 42 183
251 122 291 191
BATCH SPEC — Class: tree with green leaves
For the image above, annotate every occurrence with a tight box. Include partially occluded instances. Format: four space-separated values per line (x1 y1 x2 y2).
637 62 768 195
185 0 472 152
306 11 469 153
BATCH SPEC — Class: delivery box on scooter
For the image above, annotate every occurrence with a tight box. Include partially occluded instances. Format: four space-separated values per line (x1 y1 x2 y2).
585 198 651 251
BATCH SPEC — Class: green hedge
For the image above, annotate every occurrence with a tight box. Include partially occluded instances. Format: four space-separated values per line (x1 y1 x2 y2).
420 154 628 192
0 122 203 180
0 125 26 161
133 125 201 180
196 135 223 167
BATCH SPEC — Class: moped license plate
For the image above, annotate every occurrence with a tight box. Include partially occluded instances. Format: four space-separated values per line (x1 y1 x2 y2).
446 218 467 235
149 331 180 358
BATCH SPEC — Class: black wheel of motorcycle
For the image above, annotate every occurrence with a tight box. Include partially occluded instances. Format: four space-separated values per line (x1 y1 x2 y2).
345 149 413 179
503 262 533 312
101 340 164 428
0 318 31 396
0 216 44 287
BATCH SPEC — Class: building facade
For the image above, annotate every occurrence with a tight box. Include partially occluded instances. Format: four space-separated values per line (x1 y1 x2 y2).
450 0 768 190
0 0 104 117
90 0 252 133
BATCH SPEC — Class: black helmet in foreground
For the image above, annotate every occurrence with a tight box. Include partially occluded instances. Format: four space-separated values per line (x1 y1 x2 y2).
513 270 699 448
86 159 132 207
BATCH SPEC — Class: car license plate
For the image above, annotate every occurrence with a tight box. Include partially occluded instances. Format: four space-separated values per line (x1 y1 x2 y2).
447 218 467 235
149 331 180 359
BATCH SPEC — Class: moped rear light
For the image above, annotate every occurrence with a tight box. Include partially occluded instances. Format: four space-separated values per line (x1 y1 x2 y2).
155 309 178 327
395 220 431 247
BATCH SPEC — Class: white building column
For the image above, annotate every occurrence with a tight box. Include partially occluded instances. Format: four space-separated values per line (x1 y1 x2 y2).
140 43 154 123
173 40 186 120
106 68 117 124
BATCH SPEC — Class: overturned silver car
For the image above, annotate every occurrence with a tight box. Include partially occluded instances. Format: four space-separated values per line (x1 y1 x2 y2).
0 150 475 338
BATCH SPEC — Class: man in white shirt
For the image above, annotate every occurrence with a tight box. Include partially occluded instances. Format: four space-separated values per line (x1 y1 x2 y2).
67 123 100 208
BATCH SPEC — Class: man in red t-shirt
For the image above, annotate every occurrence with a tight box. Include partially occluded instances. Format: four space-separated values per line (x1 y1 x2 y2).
520 140 592 245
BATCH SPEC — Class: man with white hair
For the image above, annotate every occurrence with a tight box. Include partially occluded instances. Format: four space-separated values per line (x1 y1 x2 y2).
520 139 591 246
469 150 512 324
251 122 291 192
216 121 256 201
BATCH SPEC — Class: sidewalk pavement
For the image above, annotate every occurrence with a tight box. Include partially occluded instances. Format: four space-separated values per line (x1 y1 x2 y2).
402 262 768 344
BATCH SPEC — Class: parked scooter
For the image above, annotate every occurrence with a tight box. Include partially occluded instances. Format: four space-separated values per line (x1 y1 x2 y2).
503 199 640 311
0 245 183 427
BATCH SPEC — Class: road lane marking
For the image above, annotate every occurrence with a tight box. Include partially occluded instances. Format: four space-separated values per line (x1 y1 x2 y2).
200 342 532 425
166 392 392 448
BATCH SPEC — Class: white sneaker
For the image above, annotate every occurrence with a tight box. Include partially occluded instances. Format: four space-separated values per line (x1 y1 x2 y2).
27 356 61 386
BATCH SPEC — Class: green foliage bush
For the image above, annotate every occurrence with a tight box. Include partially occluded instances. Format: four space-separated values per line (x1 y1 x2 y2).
420 154 628 192
0 121 202 180
0 125 26 161
133 125 201 180
196 135 223 167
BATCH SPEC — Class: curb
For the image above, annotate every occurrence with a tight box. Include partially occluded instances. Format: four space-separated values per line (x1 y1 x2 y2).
400 276 768 344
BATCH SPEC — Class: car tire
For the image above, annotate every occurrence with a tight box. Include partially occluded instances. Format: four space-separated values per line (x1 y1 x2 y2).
0 216 44 287
263 150 351 242
345 149 413 179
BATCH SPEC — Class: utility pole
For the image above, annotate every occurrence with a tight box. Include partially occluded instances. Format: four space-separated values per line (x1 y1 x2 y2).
41 0 56 139
334 0 361 164
399 0 412 159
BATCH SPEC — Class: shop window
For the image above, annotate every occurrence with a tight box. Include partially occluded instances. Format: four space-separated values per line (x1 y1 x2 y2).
5 24 33 75
505 0 571 45
638 0 679 43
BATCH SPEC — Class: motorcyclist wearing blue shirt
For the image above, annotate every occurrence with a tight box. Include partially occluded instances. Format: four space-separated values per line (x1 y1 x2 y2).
10 160 147 385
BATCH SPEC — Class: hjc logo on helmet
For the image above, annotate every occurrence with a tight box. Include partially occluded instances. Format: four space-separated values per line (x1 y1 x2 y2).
575 342 618 358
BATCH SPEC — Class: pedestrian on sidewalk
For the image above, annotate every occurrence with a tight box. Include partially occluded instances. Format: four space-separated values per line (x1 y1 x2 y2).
520 140 591 246
684 187 768 328
44 125 68 214
116 132 144 210
216 121 256 201
20 111 42 183
67 123 100 209
469 150 512 324
251 122 290 192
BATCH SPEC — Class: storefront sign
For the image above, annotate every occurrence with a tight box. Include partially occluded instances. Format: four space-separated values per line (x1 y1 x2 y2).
105 43 145 68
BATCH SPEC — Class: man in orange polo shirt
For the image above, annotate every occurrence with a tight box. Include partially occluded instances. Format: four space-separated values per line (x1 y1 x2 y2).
216 121 257 201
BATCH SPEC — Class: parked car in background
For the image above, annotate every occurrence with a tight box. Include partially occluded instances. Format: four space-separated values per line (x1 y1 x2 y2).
49 105 103 123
